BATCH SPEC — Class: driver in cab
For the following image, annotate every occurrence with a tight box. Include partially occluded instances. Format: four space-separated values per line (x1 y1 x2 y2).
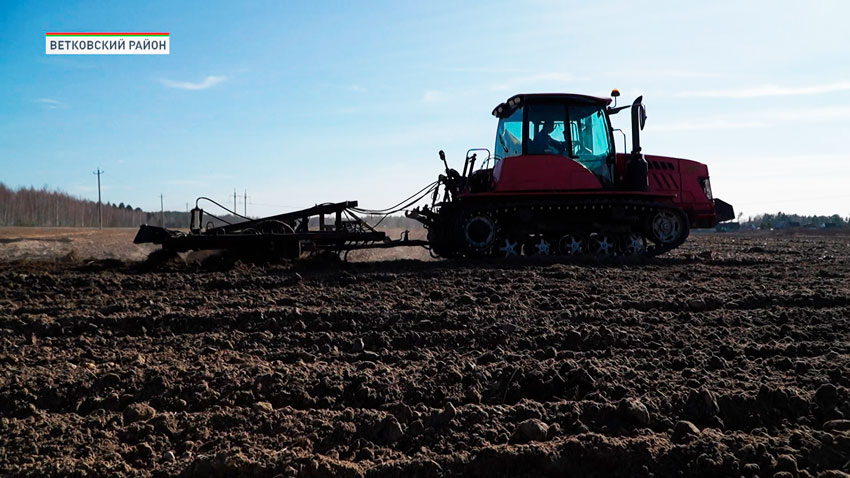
528 120 566 155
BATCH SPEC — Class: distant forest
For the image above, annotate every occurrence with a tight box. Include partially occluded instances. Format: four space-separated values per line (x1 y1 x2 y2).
0 184 151 227
740 212 848 230
0 184 421 230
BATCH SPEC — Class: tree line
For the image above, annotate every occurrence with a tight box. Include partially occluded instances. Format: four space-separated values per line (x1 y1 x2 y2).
740 212 849 229
0 183 424 229
0 183 198 228
0 183 148 227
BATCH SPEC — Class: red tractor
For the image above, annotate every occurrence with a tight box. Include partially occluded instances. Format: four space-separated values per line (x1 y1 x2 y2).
408 90 734 257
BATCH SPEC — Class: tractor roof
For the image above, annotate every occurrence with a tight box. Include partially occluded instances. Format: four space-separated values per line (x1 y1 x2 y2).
492 93 612 118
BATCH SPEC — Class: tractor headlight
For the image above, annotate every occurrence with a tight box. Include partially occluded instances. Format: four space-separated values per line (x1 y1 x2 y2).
700 177 713 200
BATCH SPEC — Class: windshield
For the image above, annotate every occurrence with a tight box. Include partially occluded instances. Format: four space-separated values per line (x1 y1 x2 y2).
517 103 612 183
493 102 614 183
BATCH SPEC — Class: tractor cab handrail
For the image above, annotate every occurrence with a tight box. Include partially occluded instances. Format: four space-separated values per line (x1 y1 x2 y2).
464 148 491 176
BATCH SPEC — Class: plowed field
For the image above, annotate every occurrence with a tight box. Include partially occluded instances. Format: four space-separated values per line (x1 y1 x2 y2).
1 230 849 477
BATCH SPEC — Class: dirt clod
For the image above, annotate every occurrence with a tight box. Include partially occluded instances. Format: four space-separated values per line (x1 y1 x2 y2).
672 420 700 444
823 419 850 432
440 402 457 423
514 418 549 443
379 416 405 444
819 471 850 478
776 454 798 473
620 398 651 426
124 402 156 424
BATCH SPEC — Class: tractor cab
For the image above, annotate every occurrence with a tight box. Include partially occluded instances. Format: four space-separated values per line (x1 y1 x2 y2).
441 92 650 199
489 93 618 193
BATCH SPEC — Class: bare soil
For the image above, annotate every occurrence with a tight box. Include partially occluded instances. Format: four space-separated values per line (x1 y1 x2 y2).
0 228 157 262
1 229 849 477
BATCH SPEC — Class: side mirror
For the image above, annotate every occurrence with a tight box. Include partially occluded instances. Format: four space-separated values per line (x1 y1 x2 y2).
632 96 647 130
639 104 647 130
630 96 647 154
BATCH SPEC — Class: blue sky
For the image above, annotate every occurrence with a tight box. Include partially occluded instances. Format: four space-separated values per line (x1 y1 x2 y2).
1 0 849 219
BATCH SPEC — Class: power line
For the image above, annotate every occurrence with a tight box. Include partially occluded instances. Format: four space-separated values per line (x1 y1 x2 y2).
93 168 104 229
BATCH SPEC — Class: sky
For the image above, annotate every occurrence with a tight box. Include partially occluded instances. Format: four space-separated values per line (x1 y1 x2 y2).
1 0 849 220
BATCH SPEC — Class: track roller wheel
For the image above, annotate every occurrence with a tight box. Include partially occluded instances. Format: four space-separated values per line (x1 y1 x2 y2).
589 233 616 256
557 234 585 256
498 237 521 257
621 233 647 256
524 236 552 256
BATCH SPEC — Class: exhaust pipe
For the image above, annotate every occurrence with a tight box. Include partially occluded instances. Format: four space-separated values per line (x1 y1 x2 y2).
630 96 646 155
626 96 649 191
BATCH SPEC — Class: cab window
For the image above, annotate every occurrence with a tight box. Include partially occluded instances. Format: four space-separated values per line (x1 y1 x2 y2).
494 107 523 160
527 104 567 155
569 106 613 183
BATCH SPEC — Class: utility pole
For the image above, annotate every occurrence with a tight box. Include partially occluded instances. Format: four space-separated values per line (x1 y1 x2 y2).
244 190 247 216
160 194 164 227
233 189 237 214
93 168 104 229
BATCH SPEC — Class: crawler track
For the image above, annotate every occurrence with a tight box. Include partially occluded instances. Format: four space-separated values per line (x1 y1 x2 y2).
430 197 690 258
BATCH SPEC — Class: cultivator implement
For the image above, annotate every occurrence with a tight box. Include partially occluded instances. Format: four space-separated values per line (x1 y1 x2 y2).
134 200 426 259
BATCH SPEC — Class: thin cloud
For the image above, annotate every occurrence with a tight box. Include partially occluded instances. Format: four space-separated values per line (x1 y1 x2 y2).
422 90 448 103
490 72 578 91
647 120 769 132
34 98 69 109
646 105 850 132
324 83 366 93
762 105 850 121
608 69 727 79
37 57 96 69
160 75 227 90
443 66 523 74
678 81 850 98
74 184 114 193
166 179 208 186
